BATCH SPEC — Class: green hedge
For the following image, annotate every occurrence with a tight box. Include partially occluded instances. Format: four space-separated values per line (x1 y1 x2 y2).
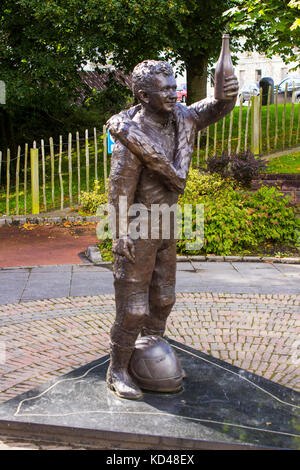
177 169 299 256
80 170 300 259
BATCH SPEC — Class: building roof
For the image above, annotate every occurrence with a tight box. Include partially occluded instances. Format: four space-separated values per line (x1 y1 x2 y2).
77 69 132 103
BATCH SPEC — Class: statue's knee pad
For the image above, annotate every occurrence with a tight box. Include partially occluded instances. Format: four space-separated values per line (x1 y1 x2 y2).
122 291 149 327
150 285 175 309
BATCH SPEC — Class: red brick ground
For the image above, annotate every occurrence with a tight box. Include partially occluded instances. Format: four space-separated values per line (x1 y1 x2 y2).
0 223 98 267
1 292 299 405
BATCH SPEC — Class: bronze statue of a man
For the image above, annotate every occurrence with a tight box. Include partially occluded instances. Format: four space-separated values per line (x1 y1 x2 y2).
106 59 238 400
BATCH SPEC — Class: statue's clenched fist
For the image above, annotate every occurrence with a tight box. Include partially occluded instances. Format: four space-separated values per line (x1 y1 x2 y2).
112 236 135 263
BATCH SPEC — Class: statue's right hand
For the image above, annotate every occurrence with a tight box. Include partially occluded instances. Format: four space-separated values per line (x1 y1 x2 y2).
112 236 135 263
165 167 187 194
166 176 186 194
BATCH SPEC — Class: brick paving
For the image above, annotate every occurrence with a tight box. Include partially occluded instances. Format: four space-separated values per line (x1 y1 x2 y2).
0 292 299 406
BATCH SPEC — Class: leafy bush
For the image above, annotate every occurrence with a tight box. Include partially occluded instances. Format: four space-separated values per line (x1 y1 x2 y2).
97 239 113 262
181 169 237 200
230 150 267 187
83 170 300 258
242 185 298 246
206 151 231 177
80 179 112 260
80 180 108 214
207 149 267 187
177 169 299 256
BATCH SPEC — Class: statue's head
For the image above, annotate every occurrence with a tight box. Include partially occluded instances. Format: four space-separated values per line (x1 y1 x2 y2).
132 60 177 115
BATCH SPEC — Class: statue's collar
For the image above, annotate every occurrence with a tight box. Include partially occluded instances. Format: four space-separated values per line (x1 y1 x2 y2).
119 103 193 171
126 103 184 133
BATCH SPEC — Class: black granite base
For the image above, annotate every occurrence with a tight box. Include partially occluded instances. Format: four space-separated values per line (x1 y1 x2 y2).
0 340 299 450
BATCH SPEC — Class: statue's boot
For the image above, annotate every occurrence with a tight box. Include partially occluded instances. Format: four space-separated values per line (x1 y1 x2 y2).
106 344 143 400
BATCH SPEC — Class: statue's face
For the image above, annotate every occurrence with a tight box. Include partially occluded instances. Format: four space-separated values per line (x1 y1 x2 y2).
143 73 177 114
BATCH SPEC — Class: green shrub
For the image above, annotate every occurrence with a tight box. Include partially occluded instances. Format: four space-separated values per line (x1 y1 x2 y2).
97 239 113 262
88 169 300 258
80 180 113 260
181 169 237 201
244 185 298 245
177 169 299 256
80 180 108 214
206 150 267 187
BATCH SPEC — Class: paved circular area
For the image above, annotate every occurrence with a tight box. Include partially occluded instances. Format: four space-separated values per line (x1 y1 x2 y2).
0 292 299 404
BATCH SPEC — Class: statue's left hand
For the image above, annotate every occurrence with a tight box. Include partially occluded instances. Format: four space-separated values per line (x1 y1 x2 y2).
223 75 239 99
112 236 135 263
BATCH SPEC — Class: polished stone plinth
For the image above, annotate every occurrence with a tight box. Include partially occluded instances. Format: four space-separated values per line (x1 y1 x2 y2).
0 341 299 450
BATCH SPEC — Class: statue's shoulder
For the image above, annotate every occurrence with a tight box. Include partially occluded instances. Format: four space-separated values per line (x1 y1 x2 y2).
112 104 141 123
175 102 196 118
175 102 189 113
174 102 198 126
124 104 142 120
106 104 141 133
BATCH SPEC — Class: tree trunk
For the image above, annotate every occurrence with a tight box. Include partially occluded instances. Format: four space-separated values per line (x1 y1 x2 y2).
186 55 208 106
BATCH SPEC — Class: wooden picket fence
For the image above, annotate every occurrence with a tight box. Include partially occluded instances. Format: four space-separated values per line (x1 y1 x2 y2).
0 126 109 216
0 84 299 217
195 85 300 165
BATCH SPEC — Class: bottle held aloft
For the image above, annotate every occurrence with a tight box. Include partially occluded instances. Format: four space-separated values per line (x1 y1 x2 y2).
214 34 235 101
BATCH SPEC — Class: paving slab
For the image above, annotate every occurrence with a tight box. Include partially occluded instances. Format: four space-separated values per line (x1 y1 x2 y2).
0 269 30 276
273 264 300 276
30 265 73 273
231 264 278 273
70 272 114 297
0 281 27 292
72 265 112 272
22 273 71 301
176 262 195 271
191 261 237 270
0 261 299 305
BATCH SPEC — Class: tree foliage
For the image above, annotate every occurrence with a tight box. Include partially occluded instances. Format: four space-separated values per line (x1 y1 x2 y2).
1 0 299 150
0 0 234 113
80 0 234 103
0 0 89 112
225 0 300 66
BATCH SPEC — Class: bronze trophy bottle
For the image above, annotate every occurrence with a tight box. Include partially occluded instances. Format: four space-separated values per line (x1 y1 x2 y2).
214 34 235 101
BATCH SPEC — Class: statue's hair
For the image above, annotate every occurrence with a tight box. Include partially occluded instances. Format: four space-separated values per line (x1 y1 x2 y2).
132 60 174 98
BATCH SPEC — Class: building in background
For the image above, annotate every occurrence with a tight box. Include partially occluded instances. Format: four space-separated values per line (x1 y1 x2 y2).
207 50 300 100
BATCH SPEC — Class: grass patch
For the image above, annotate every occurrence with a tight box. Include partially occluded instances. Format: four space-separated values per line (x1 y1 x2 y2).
265 151 300 174
193 102 300 166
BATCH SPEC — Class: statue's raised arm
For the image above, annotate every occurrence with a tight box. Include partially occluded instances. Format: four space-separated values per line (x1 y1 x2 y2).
189 34 239 131
107 36 238 194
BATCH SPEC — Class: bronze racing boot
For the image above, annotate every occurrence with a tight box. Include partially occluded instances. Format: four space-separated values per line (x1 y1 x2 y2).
106 343 143 400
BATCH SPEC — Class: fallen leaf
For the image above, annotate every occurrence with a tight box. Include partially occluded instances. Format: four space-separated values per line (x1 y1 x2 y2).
22 223 38 231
